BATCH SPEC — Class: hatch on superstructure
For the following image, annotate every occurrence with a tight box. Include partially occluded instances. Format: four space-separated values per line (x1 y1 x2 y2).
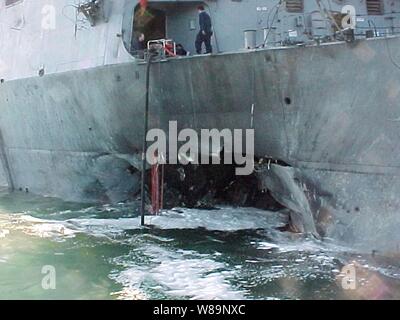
128 1 206 57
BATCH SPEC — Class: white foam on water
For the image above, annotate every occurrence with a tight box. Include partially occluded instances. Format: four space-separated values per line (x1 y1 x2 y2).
19 215 55 224
0 229 9 238
150 258 243 300
110 287 147 300
145 207 286 231
258 241 325 253
65 207 286 235
111 245 245 300
256 242 280 250
23 223 78 238
63 218 132 237
257 237 353 255
1 207 284 299
3 215 79 238
6 207 286 239
3 215 87 239
252 237 357 284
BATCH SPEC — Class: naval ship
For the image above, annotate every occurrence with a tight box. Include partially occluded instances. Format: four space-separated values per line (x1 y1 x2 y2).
1 0 400 249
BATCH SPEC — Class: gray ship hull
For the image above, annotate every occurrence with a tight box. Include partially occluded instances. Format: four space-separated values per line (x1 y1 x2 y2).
1 36 400 248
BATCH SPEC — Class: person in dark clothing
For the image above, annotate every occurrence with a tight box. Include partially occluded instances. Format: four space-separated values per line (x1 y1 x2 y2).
176 44 188 56
195 5 213 54
132 33 146 58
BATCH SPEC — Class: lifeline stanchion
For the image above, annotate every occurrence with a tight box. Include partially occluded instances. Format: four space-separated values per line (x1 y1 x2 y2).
151 152 160 214
160 157 165 211
140 52 155 226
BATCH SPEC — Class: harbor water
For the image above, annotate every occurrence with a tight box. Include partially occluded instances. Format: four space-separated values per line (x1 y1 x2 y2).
1 188 400 300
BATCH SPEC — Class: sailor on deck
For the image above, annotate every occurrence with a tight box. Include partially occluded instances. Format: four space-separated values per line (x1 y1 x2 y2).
195 5 213 54
132 33 146 59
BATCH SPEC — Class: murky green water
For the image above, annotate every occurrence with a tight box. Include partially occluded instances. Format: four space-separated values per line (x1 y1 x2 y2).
1 189 400 300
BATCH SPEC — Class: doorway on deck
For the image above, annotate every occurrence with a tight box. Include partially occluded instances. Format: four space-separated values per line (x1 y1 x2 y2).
131 1 208 56
132 5 166 49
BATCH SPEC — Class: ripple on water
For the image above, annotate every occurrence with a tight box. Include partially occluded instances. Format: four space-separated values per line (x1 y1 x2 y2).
110 245 245 300
1 200 400 300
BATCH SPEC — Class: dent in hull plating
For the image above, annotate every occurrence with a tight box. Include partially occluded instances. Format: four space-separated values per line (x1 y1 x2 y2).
1 36 400 248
